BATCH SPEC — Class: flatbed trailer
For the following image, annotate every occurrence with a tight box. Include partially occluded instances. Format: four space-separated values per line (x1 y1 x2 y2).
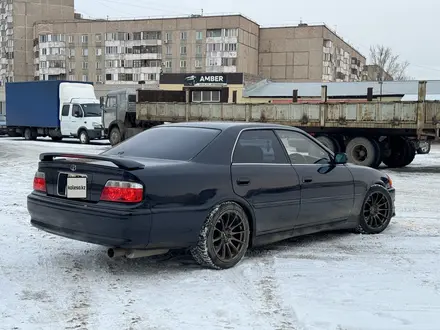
134 81 439 168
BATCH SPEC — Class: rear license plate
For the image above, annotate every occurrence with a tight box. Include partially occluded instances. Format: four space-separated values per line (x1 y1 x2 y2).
66 175 87 199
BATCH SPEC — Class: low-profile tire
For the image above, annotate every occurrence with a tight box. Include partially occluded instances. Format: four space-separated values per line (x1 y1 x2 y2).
345 137 377 167
79 130 90 144
370 138 382 168
417 141 431 154
190 202 250 270
355 184 393 234
316 135 338 153
109 126 121 146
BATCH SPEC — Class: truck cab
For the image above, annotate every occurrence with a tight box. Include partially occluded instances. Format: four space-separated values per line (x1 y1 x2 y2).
60 99 103 143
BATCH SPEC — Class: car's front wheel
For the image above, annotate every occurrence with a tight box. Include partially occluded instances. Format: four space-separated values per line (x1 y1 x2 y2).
355 184 393 234
190 202 250 270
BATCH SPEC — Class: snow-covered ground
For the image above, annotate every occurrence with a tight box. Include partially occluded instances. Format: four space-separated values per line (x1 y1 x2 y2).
0 136 439 330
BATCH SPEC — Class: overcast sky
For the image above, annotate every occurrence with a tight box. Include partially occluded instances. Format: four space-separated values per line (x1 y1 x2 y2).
76 0 440 80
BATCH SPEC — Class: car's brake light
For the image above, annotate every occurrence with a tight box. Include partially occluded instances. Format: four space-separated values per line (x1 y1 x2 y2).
33 171 46 192
100 180 143 203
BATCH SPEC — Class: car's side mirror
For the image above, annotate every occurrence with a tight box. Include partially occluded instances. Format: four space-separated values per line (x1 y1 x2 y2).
334 152 347 164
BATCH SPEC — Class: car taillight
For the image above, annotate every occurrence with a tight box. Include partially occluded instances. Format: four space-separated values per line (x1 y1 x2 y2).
100 180 143 203
33 171 46 192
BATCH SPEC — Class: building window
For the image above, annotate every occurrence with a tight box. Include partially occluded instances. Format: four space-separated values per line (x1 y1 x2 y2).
69 62 75 70
105 60 113 68
192 90 220 103
132 32 141 40
143 31 161 40
41 48 47 55
164 61 172 68
95 33 101 42
165 45 172 55
82 75 88 81
105 46 117 54
180 31 187 40
68 74 75 80
221 58 236 66
106 73 112 81
206 29 221 38
196 31 203 40
180 60 186 68
207 58 216 66
82 48 88 56
196 45 202 55
224 28 238 37
68 35 74 43
195 60 202 68
96 75 102 82
69 49 75 56
81 35 88 43
165 32 172 41
224 43 237 52
82 62 88 69
207 43 222 52
96 62 101 69
180 46 187 55
95 48 102 56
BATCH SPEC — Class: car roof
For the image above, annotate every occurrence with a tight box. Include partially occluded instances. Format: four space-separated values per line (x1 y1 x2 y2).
160 121 302 131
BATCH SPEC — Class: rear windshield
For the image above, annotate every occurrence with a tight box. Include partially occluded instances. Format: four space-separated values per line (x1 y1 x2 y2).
102 126 221 160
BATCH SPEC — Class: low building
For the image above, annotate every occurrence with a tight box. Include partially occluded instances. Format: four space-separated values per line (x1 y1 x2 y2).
159 72 257 103
242 79 440 103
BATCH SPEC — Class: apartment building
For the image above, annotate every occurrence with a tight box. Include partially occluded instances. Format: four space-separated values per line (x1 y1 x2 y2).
33 14 259 85
0 0 74 83
1 0 365 85
259 25 366 82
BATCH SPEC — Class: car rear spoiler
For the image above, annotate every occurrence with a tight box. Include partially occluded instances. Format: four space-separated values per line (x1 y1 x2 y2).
39 153 145 170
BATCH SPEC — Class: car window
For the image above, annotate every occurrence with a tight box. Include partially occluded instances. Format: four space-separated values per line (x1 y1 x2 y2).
233 129 289 164
102 126 221 161
275 130 331 165
61 105 70 116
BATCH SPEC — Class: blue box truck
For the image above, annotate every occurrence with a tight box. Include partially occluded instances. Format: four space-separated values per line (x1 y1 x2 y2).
6 80 104 144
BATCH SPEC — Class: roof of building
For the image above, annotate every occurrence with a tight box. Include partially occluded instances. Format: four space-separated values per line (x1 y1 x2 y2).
243 80 440 98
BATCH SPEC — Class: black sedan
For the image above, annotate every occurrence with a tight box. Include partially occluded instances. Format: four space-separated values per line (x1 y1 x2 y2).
28 122 396 269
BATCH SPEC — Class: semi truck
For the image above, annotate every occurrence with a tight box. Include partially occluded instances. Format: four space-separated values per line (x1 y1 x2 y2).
101 81 439 168
6 80 103 144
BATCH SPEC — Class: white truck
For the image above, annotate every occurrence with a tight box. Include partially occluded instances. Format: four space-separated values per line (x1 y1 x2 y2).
6 80 103 144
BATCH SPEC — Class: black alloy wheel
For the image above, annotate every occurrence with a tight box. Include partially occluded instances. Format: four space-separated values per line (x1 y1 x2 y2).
191 202 250 269
356 184 393 234
212 210 247 262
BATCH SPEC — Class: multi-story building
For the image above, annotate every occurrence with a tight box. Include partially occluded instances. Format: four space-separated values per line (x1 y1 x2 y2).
362 64 393 81
0 0 74 83
33 14 259 86
1 0 365 85
258 24 365 82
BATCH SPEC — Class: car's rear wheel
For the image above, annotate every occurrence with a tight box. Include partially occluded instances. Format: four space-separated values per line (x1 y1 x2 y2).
190 202 250 270
355 184 393 234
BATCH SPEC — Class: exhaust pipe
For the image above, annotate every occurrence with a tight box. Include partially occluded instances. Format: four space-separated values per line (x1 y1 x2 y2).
107 248 169 259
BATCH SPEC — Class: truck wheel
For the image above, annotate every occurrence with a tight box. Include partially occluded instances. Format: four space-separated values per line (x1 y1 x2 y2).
370 138 383 168
24 128 32 140
316 135 338 153
383 138 415 168
417 141 431 154
109 126 121 146
345 137 377 167
79 130 90 144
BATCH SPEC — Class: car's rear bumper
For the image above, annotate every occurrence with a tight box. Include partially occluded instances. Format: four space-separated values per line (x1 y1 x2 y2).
27 193 153 248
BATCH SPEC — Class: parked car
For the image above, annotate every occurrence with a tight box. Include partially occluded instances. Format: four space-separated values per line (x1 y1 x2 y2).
27 122 396 270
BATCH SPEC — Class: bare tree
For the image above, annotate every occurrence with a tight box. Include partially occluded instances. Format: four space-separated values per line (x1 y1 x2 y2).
368 45 411 81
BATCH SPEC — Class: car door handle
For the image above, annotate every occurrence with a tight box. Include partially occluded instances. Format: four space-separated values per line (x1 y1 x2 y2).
236 177 250 185
302 177 313 183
